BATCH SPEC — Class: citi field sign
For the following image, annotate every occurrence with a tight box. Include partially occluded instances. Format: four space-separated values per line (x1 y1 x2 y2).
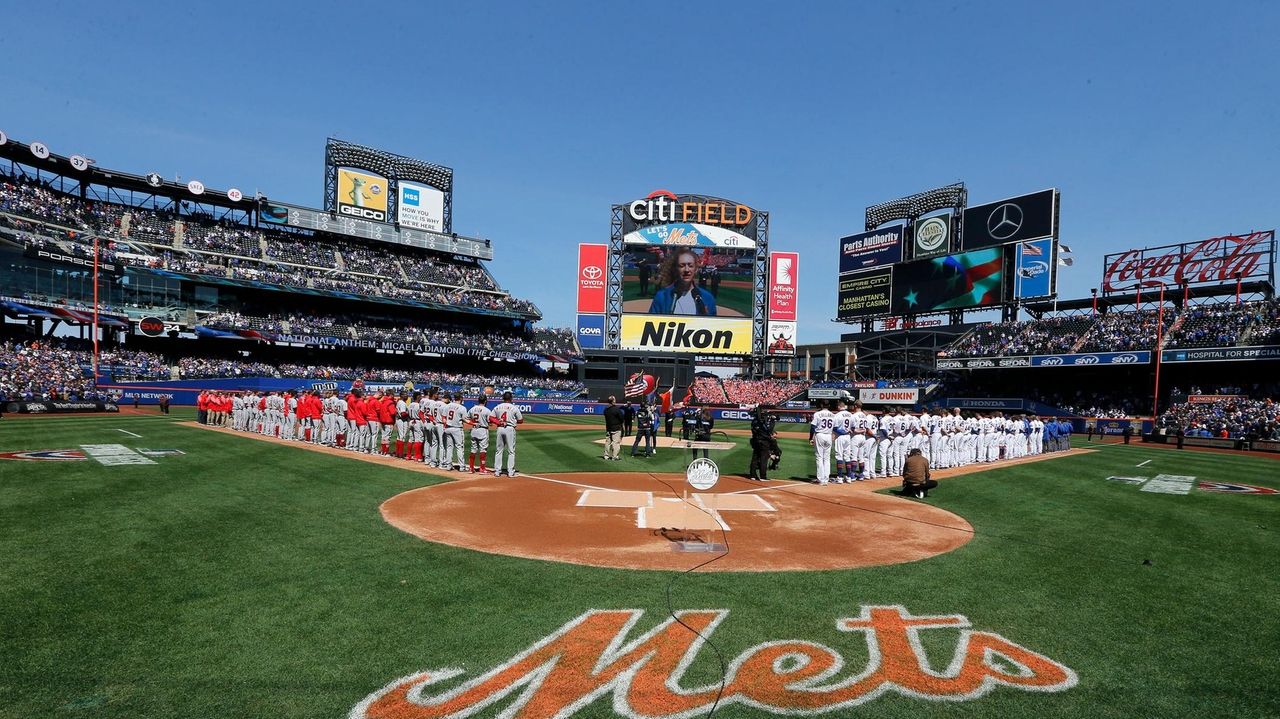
627 190 752 227
352 606 1077 718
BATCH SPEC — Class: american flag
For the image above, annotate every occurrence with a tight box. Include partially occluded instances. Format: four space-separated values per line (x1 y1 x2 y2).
1022 243 1044 257
624 373 655 398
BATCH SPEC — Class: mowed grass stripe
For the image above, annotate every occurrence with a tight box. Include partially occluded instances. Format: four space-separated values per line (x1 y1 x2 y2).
0 413 1278 718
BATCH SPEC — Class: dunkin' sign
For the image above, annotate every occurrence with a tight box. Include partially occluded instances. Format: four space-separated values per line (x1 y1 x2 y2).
352 606 1076 718
1101 230 1274 293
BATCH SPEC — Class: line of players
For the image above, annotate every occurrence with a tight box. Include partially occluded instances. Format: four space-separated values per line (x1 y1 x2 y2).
200 386 524 476
808 399 1054 485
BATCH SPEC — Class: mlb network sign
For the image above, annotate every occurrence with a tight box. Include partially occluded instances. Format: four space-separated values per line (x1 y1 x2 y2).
576 314 605 350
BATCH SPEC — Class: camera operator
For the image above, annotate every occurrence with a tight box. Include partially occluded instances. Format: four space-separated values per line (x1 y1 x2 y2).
748 404 778 481
690 405 714 459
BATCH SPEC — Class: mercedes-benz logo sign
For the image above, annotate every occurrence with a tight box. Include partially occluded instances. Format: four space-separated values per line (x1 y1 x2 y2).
987 203 1023 240
582 266 602 280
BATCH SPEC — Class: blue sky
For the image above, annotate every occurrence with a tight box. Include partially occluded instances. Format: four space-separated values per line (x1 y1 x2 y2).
4 1 1276 342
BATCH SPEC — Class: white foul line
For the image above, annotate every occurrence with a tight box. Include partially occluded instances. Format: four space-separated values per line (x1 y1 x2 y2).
116 429 142 438
1136 459 1152 467
514 472 609 491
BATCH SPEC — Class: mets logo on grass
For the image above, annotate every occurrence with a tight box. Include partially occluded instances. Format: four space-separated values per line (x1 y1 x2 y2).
351 606 1077 718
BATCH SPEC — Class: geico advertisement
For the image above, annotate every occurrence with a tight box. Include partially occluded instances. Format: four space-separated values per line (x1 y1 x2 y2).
336 167 389 222
620 315 752 354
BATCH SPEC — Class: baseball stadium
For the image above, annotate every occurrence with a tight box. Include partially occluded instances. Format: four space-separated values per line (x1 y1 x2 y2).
2 5 1279 719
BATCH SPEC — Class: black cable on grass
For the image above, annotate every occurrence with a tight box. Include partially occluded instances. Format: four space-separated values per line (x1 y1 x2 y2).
647 471 729 719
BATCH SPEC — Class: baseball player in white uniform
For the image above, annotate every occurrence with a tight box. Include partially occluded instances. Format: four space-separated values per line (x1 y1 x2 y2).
810 401 835 485
888 407 909 477
848 402 868 480
395 392 411 459
859 410 879 479
490 391 523 477
1030 415 1044 455
832 399 854 483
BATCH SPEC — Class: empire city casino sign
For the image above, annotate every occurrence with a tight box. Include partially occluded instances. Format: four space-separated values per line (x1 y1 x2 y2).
351 606 1076 718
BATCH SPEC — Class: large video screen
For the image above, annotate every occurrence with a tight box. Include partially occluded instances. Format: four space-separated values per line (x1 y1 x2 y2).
890 247 1005 315
619 245 755 354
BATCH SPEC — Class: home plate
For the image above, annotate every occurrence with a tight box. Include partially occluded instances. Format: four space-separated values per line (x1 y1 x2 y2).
577 490 652 508
638 499 729 531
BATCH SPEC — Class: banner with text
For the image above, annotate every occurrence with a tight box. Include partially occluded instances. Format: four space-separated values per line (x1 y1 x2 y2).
619 315 753 355
396 181 445 232
837 268 892 320
576 243 607 314
765 320 796 356
859 387 920 404
839 226 904 273
768 251 799 321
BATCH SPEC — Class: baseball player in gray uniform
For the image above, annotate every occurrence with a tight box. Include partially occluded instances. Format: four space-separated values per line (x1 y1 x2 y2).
443 392 466 471
490 391 524 477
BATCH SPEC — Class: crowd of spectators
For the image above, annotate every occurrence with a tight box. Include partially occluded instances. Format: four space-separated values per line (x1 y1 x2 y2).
941 321 1028 357
0 339 117 402
721 378 811 406
692 376 728 403
1076 310 1168 352
1250 299 1280 345
199 311 580 357
0 177 541 318
1157 394 1280 439
1008 316 1094 355
175 357 584 397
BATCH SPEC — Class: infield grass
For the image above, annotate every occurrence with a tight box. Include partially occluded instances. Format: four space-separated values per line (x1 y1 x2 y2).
1 411 1278 718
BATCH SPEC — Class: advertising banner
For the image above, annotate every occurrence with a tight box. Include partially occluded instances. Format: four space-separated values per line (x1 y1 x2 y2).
891 247 1004 315
765 320 796 356
943 397 1026 411
24 247 123 275
839 226 904 273
937 351 1150 369
624 223 755 248
1102 230 1275 293
836 268 892 320
879 317 944 331
768 252 799 321
912 215 952 259
4 400 119 414
576 314 605 350
1161 345 1280 363
335 167 389 222
1187 394 1248 404
859 388 920 404
576 243 608 314
619 315 753 355
396 181 445 232
1014 238 1055 298
194 326 544 361
962 189 1058 250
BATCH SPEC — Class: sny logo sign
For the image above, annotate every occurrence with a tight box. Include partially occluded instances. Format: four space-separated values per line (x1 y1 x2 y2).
352 606 1076 718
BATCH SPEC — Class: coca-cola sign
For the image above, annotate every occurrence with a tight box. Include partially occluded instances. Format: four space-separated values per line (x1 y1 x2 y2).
1101 231 1274 293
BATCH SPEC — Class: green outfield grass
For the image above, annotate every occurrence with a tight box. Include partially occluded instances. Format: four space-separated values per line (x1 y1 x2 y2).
2 412 1278 718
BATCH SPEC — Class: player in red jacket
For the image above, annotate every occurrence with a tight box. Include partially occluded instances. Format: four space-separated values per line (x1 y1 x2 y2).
376 392 396 455
346 390 366 451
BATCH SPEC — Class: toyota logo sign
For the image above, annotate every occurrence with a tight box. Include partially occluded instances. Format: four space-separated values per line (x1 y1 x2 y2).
582 266 602 281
